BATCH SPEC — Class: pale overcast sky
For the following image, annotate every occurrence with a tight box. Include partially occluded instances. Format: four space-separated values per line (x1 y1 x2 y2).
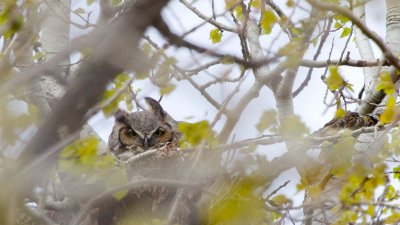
68 1 394 221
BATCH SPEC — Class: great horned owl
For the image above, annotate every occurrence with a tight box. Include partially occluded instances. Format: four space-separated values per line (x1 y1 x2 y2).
108 97 180 161
314 111 379 136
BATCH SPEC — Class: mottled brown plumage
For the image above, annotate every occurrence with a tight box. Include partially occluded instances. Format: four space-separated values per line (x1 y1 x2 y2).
315 111 379 136
324 111 378 129
102 98 200 225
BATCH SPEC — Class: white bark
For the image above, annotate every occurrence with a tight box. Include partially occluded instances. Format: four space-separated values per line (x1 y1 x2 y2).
30 0 71 116
386 0 400 56
353 0 384 171
353 0 378 97
247 19 295 118
41 0 71 69
246 19 271 79
38 0 108 154
308 2 400 224
356 0 400 168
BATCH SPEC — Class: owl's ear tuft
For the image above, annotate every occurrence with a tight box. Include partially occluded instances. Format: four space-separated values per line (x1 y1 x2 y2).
114 109 128 123
145 97 166 120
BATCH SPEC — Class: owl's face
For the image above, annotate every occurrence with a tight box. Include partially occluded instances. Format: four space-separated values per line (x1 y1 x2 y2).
108 97 179 160
117 111 173 150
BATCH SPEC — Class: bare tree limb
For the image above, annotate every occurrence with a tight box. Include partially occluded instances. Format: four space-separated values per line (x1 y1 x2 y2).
307 0 400 71
179 0 238 33
16 0 170 194
72 178 206 225
299 58 387 68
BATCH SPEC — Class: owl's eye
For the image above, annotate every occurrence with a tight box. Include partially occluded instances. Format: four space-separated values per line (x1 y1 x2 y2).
153 128 165 137
126 128 137 137
119 128 138 146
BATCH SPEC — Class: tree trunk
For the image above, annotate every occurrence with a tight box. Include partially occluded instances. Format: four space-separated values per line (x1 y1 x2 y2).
307 1 400 224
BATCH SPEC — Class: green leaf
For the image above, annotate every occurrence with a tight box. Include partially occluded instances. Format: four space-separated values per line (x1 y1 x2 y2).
115 72 130 88
256 109 277 132
385 213 400 224
312 37 318 47
113 188 128 200
159 84 176 95
386 185 396 199
28 104 39 121
335 107 346 118
380 109 395 124
260 9 277 35
0 7 10 26
286 0 294 7
208 179 266 225
59 136 113 176
101 89 122 116
111 0 122 6
379 95 397 124
4 16 23 40
340 27 351 38
73 7 86 14
322 136 354 176
334 21 342 29
234 5 244 21
334 14 349 24
142 43 153 55
209 28 222 44
86 0 96 5
325 66 344 91
154 64 171 86
366 205 375 217
346 83 354 92
165 57 177 65
393 166 400 180
280 115 309 140
101 73 132 116
135 70 148 80
270 194 290 206
225 0 239 9
250 0 261 8
290 27 300 35
387 95 396 108
32 51 46 61
308 185 321 198
278 39 303 68
376 71 395 94
381 108 395 123
178 121 217 147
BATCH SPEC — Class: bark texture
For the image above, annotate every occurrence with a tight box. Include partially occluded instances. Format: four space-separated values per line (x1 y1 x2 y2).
18 0 170 192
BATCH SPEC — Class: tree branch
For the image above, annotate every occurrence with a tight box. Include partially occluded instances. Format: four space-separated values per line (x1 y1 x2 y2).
17 0 170 194
72 178 205 225
307 0 400 71
352 0 378 97
179 0 238 33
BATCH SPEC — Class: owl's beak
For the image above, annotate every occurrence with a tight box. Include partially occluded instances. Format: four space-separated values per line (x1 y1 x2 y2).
143 136 149 150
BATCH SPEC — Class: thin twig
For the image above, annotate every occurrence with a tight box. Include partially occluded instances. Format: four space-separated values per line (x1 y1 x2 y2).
293 17 333 97
307 0 400 71
179 0 238 33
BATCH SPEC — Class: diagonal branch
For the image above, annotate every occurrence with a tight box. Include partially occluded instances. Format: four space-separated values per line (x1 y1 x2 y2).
17 0 170 194
72 178 206 225
154 17 278 70
179 0 238 33
307 0 400 71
